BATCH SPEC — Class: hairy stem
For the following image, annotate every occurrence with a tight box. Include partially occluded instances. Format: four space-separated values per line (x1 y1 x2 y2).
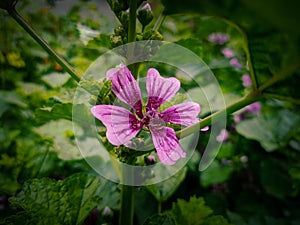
119 184 134 225
128 0 137 43
8 8 82 82
176 91 259 138
118 2 137 225
127 0 138 77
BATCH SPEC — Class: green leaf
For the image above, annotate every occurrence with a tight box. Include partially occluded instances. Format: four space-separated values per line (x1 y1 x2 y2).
176 38 203 57
259 158 293 199
170 196 213 225
200 160 233 187
143 213 176 225
203 215 233 225
187 84 226 116
0 90 27 108
147 166 187 202
86 33 111 49
227 211 247 225
35 103 74 124
1 212 33 225
0 132 58 193
240 0 300 35
41 72 70 88
236 109 300 151
34 120 85 160
9 173 113 225
134 188 158 224
77 23 100 45
35 103 92 125
161 0 300 35
159 93 187 114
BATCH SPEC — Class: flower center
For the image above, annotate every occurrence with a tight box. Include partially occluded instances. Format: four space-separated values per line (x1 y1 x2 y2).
143 109 165 131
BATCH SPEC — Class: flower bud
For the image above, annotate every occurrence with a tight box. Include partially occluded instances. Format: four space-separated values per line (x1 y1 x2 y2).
88 95 98 105
110 34 123 48
119 10 130 29
136 33 143 41
114 26 125 36
118 0 129 11
106 0 122 14
137 3 154 27
143 30 163 41
146 155 156 165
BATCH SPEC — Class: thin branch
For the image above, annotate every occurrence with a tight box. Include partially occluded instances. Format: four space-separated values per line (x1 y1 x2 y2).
263 93 300 105
176 92 258 138
8 8 82 82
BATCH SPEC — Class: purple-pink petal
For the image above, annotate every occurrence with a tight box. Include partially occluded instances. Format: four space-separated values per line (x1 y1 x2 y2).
91 105 142 146
150 126 186 165
208 33 229 45
159 102 200 126
242 74 252 88
216 129 229 143
245 102 261 115
230 58 243 68
146 68 180 111
106 62 143 118
221 48 235 58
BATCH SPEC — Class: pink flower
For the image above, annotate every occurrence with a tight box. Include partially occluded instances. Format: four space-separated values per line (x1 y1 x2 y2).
241 74 252 87
233 101 261 123
208 33 229 45
216 129 229 143
221 48 235 58
230 58 243 68
245 102 261 115
91 62 200 165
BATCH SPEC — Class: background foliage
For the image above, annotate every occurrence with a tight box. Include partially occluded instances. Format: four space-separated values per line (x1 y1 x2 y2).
0 0 300 224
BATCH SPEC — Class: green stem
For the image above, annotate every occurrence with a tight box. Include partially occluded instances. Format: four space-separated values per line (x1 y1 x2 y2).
8 8 82 82
119 184 134 225
176 91 259 138
263 93 300 104
244 39 258 91
176 60 300 139
118 2 137 225
128 0 137 43
224 19 258 90
127 0 138 77
158 200 162 214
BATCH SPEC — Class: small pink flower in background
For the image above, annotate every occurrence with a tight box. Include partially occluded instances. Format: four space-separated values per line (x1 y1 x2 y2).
102 206 113 217
221 48 235 58
91 62 201 165
208 32 229 45
241 74 252 87
230 58 243 68
216 129 229 143
233 101 261 123
240 155 248 163
245 102 261 115
233 114 242 123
